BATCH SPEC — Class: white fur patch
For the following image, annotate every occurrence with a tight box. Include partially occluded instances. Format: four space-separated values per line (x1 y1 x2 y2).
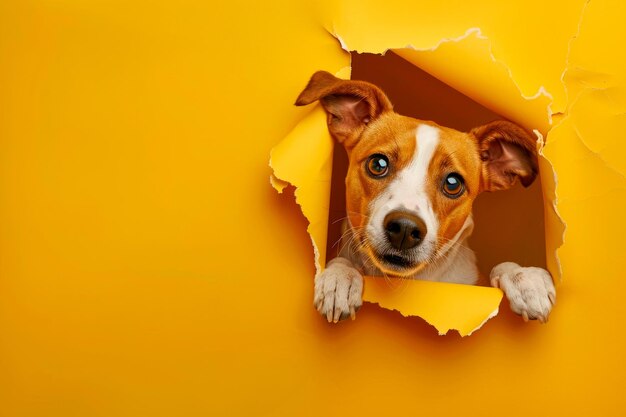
367 124 440 261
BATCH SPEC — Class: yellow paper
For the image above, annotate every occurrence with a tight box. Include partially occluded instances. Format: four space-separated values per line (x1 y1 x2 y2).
363 276 503 336
3 0 626 415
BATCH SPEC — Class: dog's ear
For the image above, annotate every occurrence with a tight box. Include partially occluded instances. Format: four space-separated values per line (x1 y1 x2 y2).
295 71 393 148
470 120 539 192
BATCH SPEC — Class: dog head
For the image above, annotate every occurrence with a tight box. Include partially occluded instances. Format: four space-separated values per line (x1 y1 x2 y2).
296 71 538 276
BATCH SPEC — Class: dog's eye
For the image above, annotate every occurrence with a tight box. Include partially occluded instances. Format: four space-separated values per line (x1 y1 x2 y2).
366 154 389 177
442 173 465 198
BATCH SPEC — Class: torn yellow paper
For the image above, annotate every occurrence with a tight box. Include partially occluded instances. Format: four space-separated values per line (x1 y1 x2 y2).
269 105 334 269
543 0 626 289
270 34 561 335
394 30 552 135
324 0 588 114
270 67 351 269
363 276 503 336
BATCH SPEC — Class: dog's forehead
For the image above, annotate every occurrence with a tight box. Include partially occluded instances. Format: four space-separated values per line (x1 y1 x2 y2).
433 125 482 176
352 114 418 163
354 113 476 163
434 124 479 156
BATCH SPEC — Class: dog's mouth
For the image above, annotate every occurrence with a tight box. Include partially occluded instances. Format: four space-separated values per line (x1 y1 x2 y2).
381 254 413 268
358 231 431 276
370 251 426 276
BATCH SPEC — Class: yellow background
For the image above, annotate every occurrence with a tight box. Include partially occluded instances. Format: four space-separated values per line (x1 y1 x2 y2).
2 0 626 416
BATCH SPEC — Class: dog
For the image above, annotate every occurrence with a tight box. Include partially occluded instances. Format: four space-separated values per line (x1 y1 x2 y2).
295 71 556 324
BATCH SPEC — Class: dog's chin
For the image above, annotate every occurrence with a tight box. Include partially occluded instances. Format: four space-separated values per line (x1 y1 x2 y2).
368 250 427 277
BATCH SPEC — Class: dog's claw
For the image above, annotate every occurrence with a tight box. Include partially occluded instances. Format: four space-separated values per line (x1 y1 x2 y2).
522 310 529 322
548 293 556 306
492 275 500 289
350 306 356 320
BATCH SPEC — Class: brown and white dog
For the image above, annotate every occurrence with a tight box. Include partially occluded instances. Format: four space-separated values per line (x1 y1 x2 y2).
295 71 556 324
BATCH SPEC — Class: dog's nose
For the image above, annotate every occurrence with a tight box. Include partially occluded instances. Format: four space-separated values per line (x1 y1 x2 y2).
383 211 427 250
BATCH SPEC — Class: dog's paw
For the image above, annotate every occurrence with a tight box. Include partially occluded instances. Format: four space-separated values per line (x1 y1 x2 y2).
490 262 556 323
314 259 363 323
